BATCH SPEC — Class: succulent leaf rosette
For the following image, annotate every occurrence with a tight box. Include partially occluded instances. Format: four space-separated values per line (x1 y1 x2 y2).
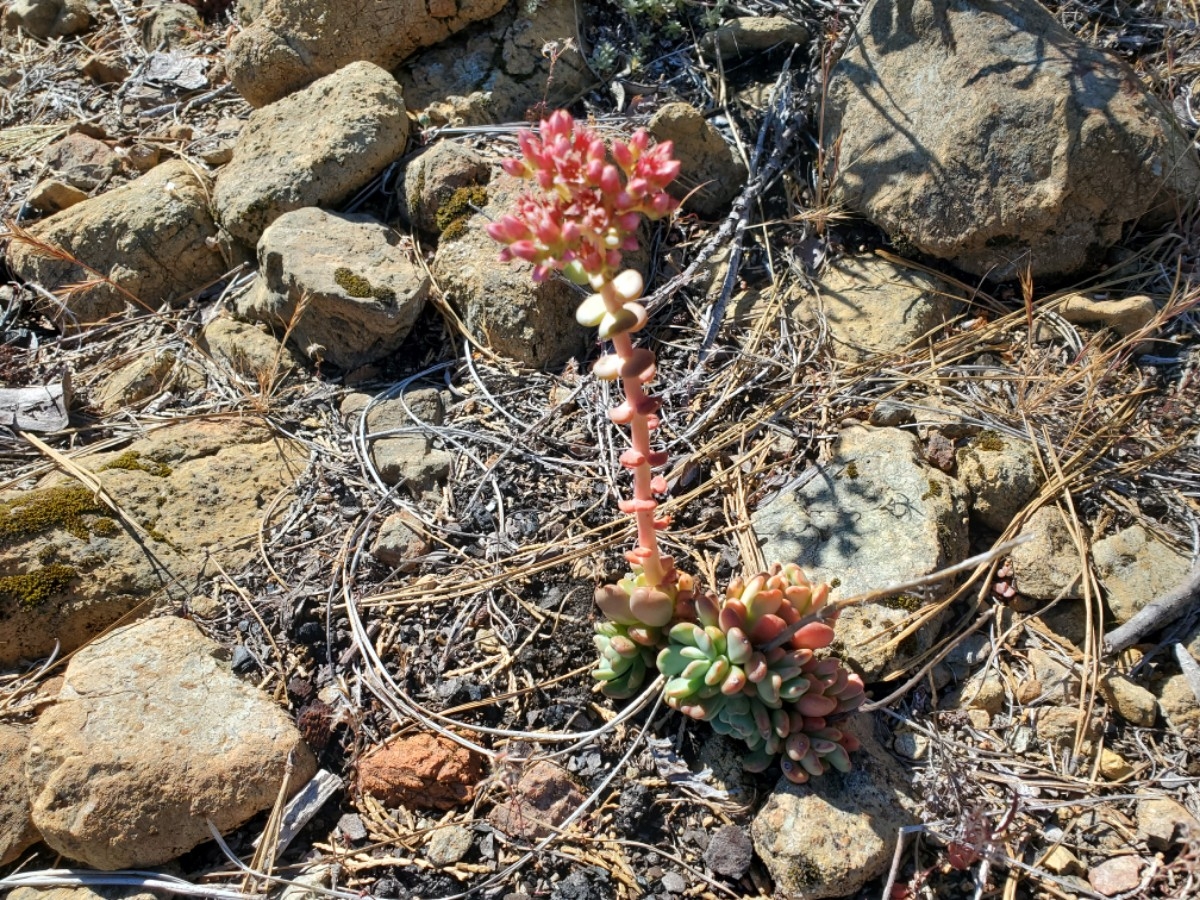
659 563 865 782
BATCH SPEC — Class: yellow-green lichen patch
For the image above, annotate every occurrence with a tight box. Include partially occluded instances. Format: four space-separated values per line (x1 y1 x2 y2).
881 593 924 612
99 450 171 477
91 518 120 537
921 479 944 500
435 185 488 241
976 430 1006 452
333 268 397 305
829 577 842 589
844 461 860 479
0 564 77 608
0 486 109 543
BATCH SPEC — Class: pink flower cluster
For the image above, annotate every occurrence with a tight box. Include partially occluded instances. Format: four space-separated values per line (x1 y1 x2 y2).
487 110 681 282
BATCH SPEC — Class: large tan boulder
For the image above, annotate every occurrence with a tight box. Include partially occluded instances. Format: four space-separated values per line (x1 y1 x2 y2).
0 419 304 666
213 62 409 249
237 208 429 370
826 0 1200 280
25 616 316 869
227 0 508 108
0 723 40 865
5 161 225 327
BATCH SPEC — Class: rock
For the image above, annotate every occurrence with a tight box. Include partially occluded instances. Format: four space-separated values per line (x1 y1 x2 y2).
355 389 453 492
425 825 473 866
1042 845 1084 876
957 433 1042 531
199 315 305 380
27 178 88 214
25 616 316 868
952 668 1005 716
0 723 40 865
752 717 913 899
1036 708 1098 752
6 160 226 328
1135 796 1199 850
402 142 491 234
236 0 265 24
648 103 747 219
1057 294 1158 337
1155 673 1200 728
701 16 809 60
1093 524 1192 624
370 511 431 571
432 172 590 368
8 889 162 900
46 133 120 192
795 255 960 363
1100 674 1157 727
660 871 686 893
1027 647 1079 703
1009 507 1084 600
826 0 1200 280
3 0 91 39
488 760 585 841
357 733 483 810
141 2 202 50
753 425 969 680
227 0 507 108
0 419 304 665
94 350 180 412
1099 748 1134 781
891 731 927 760
80 53 130 84
868 400 910 427
237 208 429 370
397 0 593 127
703 825 753 879
214 62 410 249
1087 856 1144 896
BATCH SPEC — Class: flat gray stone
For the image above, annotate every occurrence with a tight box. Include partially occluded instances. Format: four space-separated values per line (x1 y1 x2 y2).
753 425 969 680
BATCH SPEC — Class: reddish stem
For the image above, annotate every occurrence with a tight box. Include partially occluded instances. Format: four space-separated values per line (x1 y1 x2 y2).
599 280 666 587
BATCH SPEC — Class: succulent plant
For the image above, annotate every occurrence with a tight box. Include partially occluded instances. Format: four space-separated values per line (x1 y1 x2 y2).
593 568 697 698
658 563 865 782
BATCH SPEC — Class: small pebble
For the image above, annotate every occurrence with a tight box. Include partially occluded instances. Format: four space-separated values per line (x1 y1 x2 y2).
660 871 686 893
704 824 753 878
1088 856 1144 896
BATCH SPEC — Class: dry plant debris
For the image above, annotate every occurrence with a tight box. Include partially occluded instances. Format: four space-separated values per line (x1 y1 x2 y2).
0 0 1198 899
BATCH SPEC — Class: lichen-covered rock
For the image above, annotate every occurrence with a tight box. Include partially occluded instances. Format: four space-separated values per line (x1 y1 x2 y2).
1092 524 1192 623
795 254 960 362
0 419 304 666
957 431 1042 531
753 425 969 680
432 172 589 368
402 142 491 234
227 0 508 108
6 161 225 327
648 103 747 219
826 0 1200 280
26 616 316 868
751 717 913 899
214 62 409 249
2 0 92 39
199 315 306 379
397 0 594 126
237 208 429 370
1010 507 1084 600
0 723 40 865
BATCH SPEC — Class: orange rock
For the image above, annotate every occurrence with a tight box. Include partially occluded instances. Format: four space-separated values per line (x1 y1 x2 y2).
357 734 483 810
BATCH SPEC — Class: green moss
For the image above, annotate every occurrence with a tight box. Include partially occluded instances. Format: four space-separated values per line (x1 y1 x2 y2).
844 461 859 479
829 577 842 589
881 593 924 612
921 479 944 500
435 185 488 240
333 268 396 305
0 486 109 543
99 450 171 477
91 518 119 537
976 430 1006 452
787 857 822 887
0 564 77 608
